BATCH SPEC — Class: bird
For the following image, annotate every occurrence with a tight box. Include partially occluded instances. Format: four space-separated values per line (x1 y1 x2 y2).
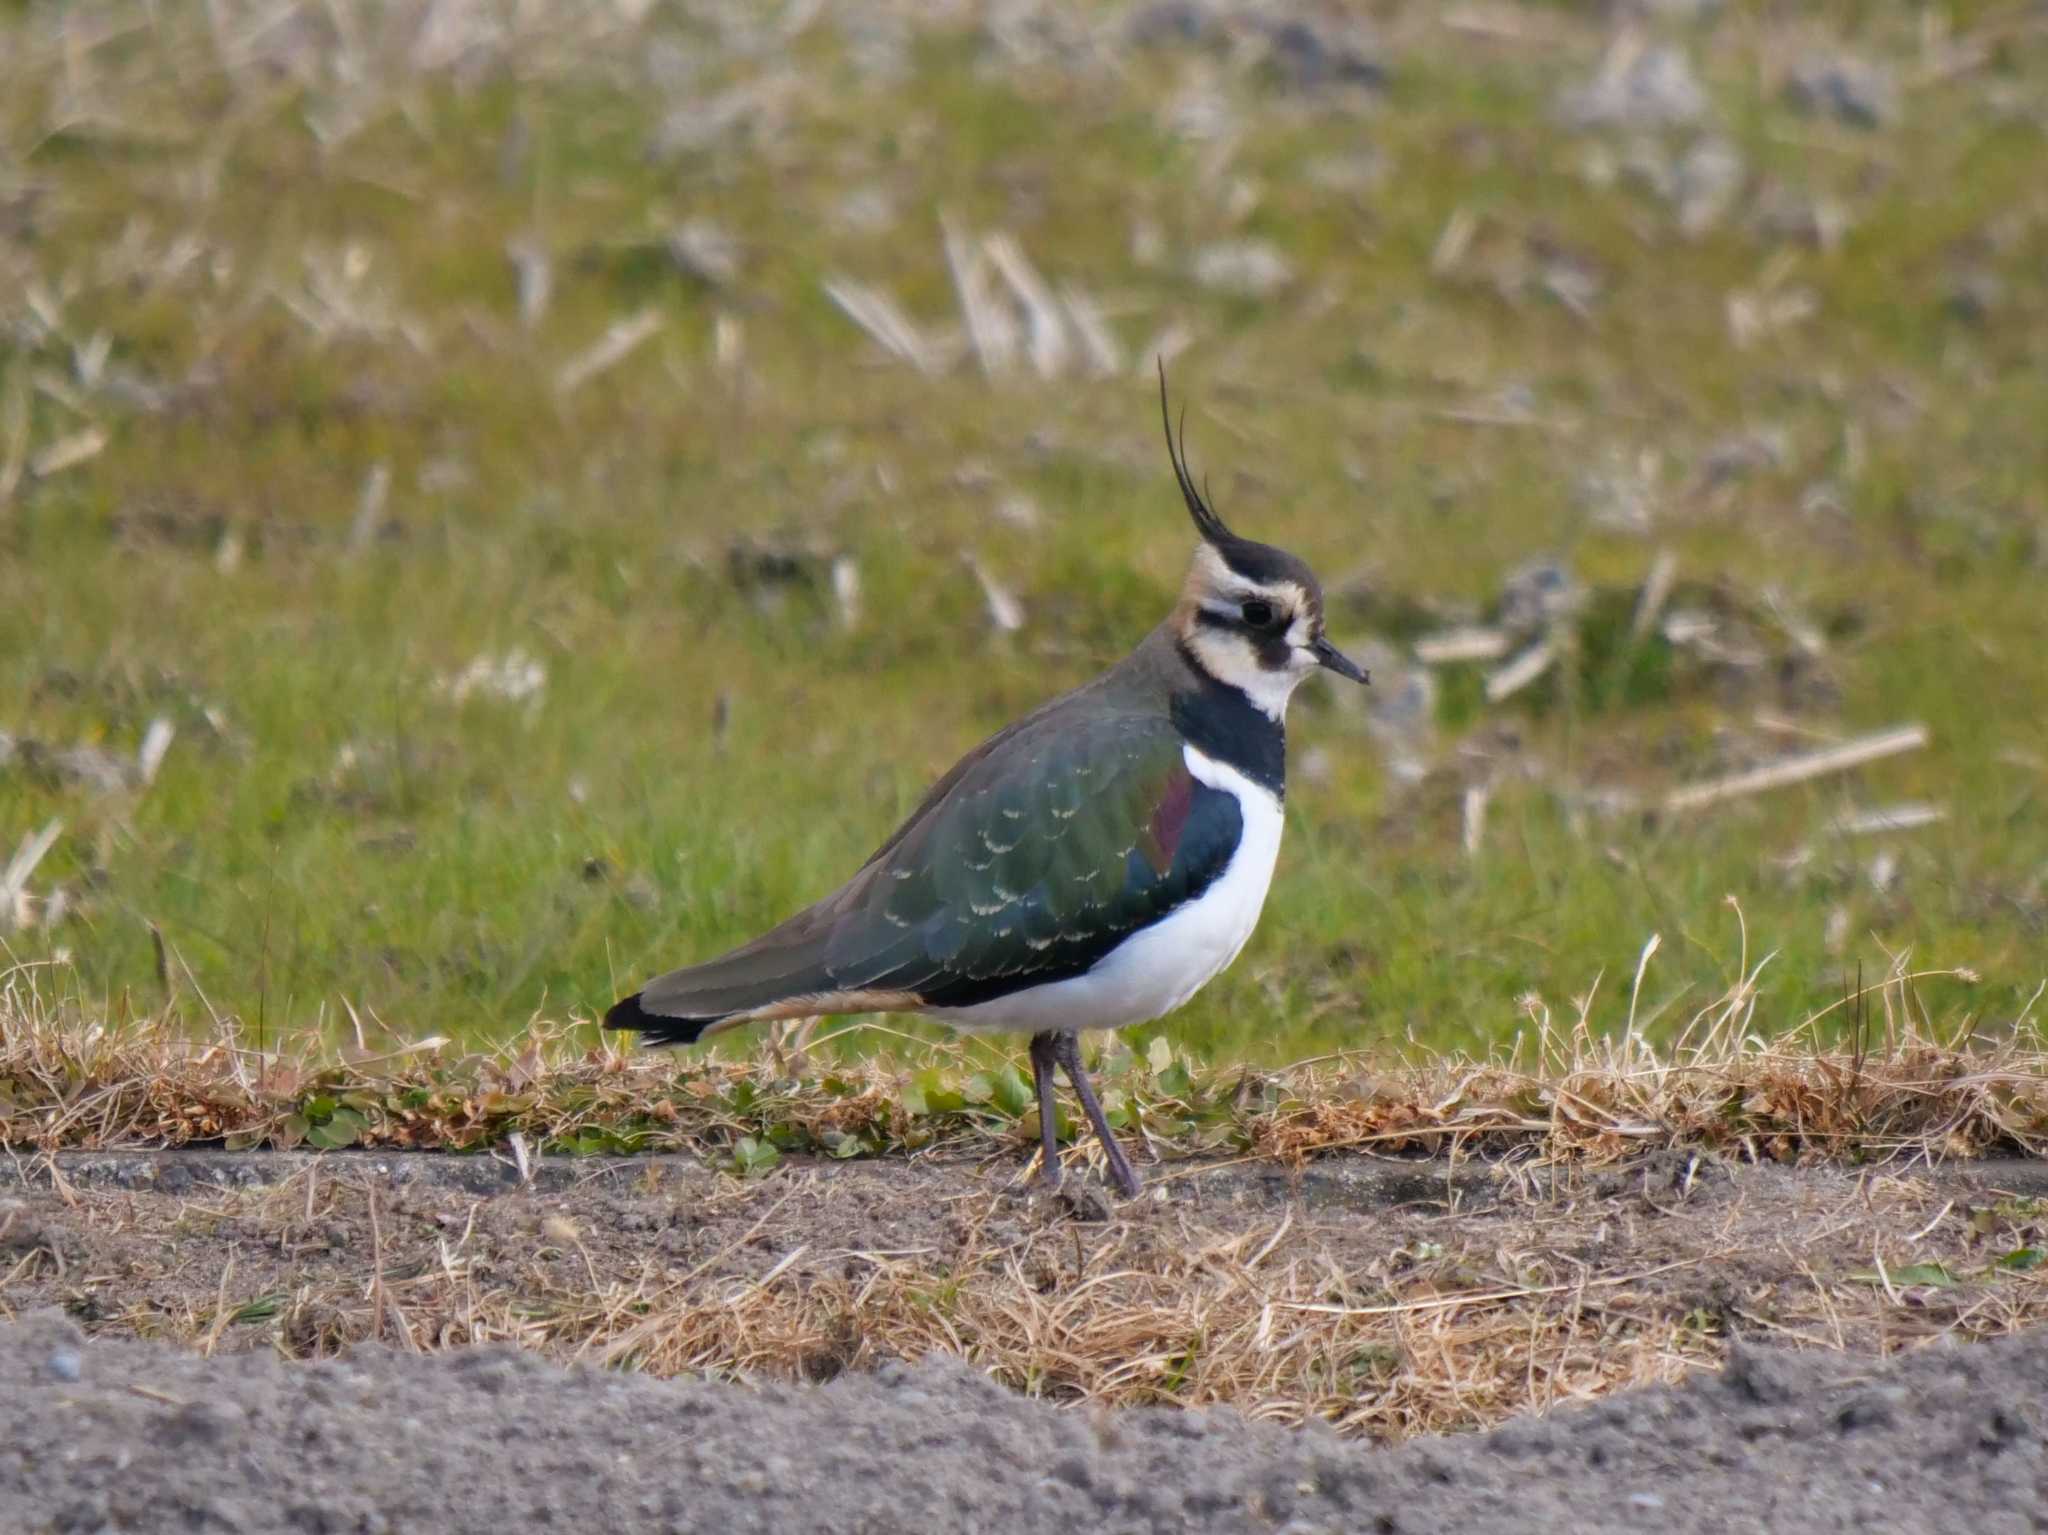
607 373 1368 1197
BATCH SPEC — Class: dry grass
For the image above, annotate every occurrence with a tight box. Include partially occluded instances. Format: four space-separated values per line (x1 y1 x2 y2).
11 1133 2046 1442
4 940 2044 1167
521 1201 1718 1439
6 944 2047 1439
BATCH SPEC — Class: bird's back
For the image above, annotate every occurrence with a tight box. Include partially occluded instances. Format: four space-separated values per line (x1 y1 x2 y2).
607 627 1249 1041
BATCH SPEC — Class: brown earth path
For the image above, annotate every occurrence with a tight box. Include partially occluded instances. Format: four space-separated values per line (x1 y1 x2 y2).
2 1149 2045 1532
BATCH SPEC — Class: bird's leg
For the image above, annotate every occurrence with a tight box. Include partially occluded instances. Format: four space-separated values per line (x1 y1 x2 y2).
1052 1031 1143 1198
1027 1031 1064 1191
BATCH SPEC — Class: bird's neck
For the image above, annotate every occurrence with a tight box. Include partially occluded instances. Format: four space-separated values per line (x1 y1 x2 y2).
1169 641 1286 800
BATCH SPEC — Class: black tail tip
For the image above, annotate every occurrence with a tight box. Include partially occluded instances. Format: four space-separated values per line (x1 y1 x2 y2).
604 992 654 1031
604 991 715 1047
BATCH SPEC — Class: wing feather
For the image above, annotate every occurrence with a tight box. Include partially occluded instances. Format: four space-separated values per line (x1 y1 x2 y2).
611 709 1247 1034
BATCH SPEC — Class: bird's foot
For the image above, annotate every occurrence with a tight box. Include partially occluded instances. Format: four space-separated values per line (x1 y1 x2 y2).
1056 1181 1113 1223
1102 1148 1144 1201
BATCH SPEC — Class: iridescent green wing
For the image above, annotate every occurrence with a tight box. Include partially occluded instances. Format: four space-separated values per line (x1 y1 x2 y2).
817 711 1243 1007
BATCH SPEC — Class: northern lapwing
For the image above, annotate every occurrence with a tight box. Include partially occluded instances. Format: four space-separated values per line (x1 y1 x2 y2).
607 375 1368 1196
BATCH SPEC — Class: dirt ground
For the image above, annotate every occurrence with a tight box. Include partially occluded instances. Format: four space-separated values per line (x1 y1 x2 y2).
3 1148 2046 1531
2 1305 2043 1535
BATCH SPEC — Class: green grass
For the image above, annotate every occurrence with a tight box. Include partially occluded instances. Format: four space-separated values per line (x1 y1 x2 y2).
2 1 2045 1059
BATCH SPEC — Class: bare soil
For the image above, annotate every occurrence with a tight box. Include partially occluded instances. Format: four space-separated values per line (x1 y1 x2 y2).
2 1149 2046 1531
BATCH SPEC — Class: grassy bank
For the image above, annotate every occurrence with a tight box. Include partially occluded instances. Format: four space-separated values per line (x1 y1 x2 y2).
5 952 2043 1166
2 1 2045 1056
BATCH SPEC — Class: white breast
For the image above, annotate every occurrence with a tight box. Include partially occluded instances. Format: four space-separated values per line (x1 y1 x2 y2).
928 744 1284 1035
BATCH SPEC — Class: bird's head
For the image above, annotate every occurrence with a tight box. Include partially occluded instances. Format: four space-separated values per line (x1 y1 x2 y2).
1160 371 1369 719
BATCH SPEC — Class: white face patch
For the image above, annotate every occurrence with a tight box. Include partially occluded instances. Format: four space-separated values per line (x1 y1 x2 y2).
1282 613 1316 665
1180 548 1324 717
1184 626 1317 719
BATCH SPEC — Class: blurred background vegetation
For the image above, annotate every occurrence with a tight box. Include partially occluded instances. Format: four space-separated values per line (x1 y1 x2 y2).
1 0 2044 1060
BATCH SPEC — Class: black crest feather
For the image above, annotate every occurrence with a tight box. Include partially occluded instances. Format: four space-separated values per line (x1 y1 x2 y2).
1157 360 1235 547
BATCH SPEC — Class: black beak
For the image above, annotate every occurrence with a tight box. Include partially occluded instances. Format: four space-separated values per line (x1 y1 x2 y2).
1312 636 1370 685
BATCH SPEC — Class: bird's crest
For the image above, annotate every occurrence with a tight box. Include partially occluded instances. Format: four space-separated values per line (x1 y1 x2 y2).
1157 360 1236 549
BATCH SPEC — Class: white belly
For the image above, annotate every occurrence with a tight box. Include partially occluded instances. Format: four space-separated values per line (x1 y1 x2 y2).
927 745 1283 1035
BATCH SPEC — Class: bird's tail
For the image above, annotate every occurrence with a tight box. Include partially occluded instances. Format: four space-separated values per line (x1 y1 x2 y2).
604 909 860 1046
603 990 733 1046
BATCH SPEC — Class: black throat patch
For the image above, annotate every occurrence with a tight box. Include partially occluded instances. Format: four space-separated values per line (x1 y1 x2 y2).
1170 642 1287 798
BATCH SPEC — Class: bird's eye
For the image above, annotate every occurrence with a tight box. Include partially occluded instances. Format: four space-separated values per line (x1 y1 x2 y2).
1240 599 1276 629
